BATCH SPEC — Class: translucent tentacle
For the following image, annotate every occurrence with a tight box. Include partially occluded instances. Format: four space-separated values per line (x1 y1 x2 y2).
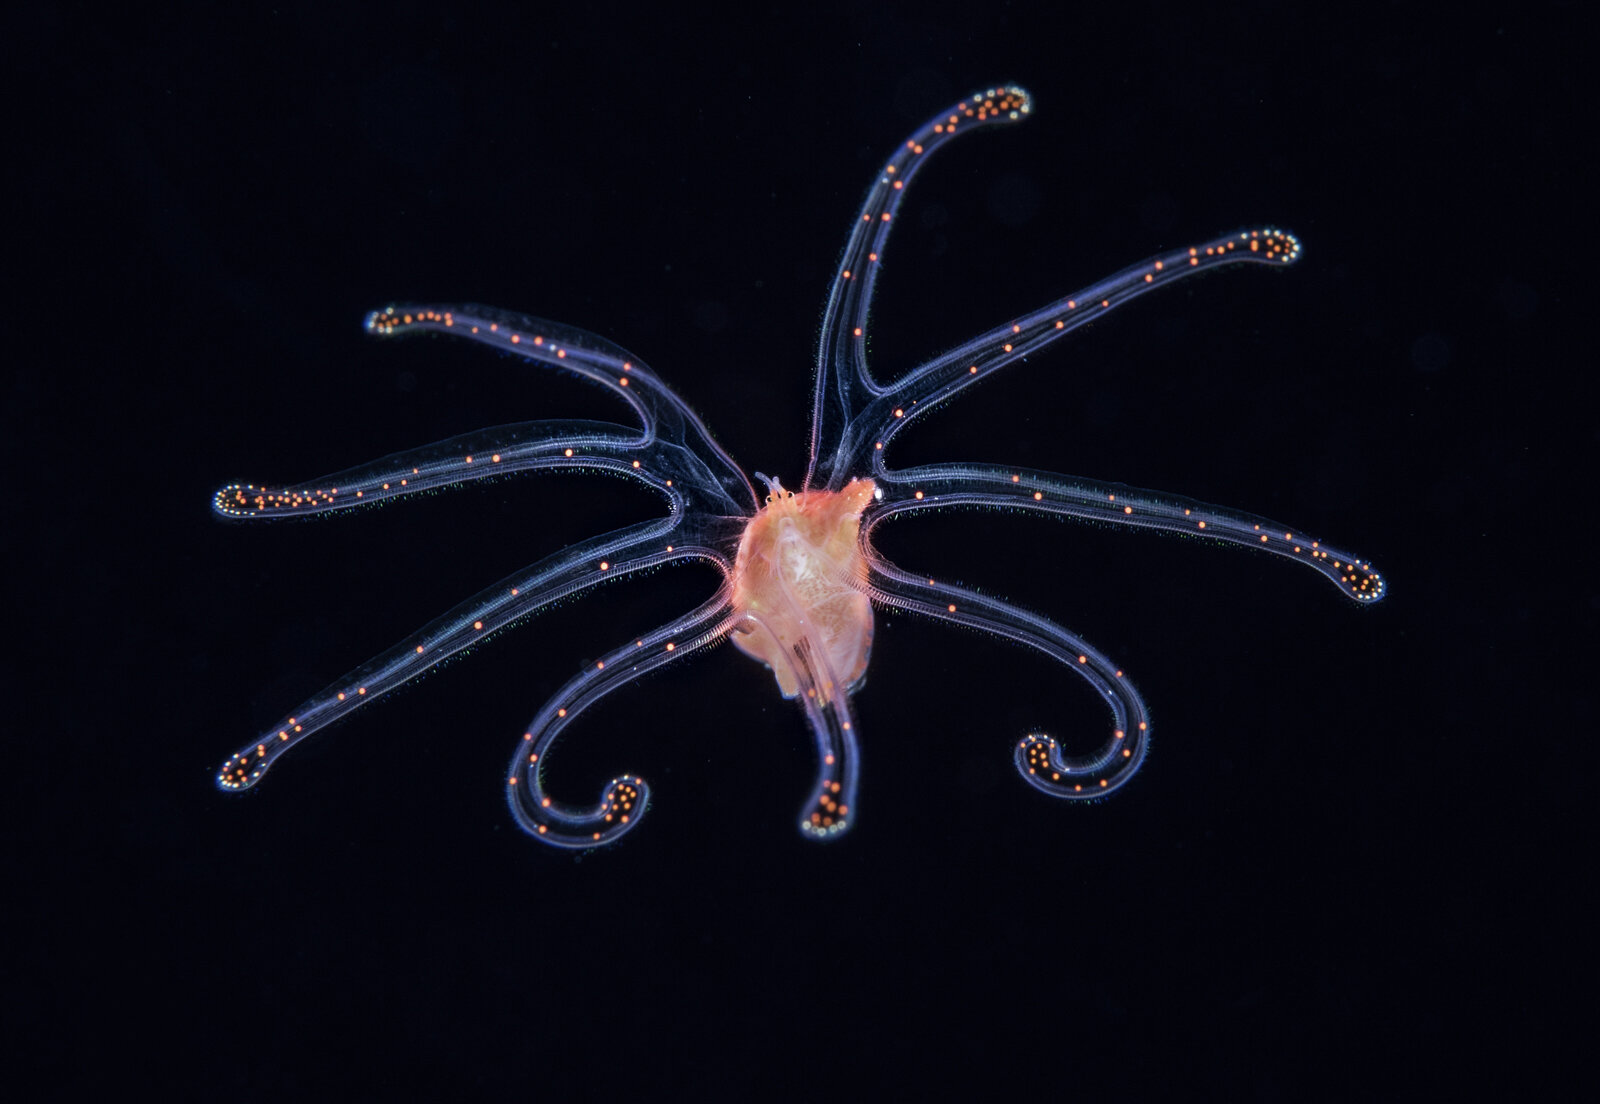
217 520 706 791
369 304 755 514
507 582 739 848
737 613 863 840
807 85 1032 491
825 228 1302 479
865 555 1151 799
213 418 673 518
868 462 1384 604
792 646 861 840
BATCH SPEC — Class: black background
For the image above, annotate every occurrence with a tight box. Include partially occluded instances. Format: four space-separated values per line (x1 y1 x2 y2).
11 2 1582 1097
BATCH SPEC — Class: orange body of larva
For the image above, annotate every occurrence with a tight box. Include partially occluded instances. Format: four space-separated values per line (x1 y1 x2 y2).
729 478 877 701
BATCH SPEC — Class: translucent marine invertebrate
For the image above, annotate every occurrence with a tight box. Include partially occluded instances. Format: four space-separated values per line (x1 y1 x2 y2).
215 85 1383 849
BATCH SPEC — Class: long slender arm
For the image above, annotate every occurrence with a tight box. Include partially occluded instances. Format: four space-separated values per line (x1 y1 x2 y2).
807 86 1033 490
732 613 864 841
217 521 703 790
369 304 754 514
868 461 1384 604
213 418 666 518
865 553 1151 798
506 581 738 847
788 636 862 841
822 228 1303 481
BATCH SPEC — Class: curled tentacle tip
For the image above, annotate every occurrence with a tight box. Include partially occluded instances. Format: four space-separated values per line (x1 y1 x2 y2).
599 774 646 828
1014 733 1077 791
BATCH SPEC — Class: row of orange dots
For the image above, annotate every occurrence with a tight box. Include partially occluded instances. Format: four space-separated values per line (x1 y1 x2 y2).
214 460 439 516
837 89 1029 294
854 227 1300 375
367 306 452 333
313 546 681 730
840 232 1296 419
507 625 680 765
987 473 1380 598
890 473 1376 603
214 483 341 515
226 446 672 518
374 307 651 394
